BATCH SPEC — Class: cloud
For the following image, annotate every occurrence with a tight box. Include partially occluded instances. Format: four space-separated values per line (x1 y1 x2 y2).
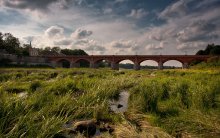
45 26 64 38
85 45 106 52
72 39 106 54
114 0 127 3
127 9 148 19
109 40 136 48
0 0 62 11
159 0 188 19
177 42 207 51
23 36 35 42
103 8 113 14
145 43 164 51
54 38 72 45
71 28 93 39
176 20 218 42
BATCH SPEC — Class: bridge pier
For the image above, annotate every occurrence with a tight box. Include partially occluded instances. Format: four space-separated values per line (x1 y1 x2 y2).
90 61 97 68
111 62 119 70
158 61 163 70
134 63 140 70
51 61 57 68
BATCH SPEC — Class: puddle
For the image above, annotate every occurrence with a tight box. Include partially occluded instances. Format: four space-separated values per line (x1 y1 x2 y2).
109 91 130 113
61 119 103 138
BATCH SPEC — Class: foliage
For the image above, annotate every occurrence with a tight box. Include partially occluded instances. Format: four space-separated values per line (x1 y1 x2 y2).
60 49 88 56
196 43 220 55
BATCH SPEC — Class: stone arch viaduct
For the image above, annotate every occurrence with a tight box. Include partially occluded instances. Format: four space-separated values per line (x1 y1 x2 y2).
47 55 211 70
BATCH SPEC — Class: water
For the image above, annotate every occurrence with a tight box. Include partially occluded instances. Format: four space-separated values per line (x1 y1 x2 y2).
110 91 130 113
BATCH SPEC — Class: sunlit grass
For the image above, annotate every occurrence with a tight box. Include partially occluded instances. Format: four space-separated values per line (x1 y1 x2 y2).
0 67 220 137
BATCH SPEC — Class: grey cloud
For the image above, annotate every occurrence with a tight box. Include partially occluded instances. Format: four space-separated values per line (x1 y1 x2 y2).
54 39 72 45
145 44 163 51
73 39 105 51
23 36 35 42
176 20 218 42
110 40 135 48
176 42 207 51
149 35 164 41
85 45 106 52
71 28 93 39
45 26 64 38
159 0 188 19
1 0 61 10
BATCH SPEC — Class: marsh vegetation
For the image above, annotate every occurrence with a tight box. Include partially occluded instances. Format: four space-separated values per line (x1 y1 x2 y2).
0 67 220 138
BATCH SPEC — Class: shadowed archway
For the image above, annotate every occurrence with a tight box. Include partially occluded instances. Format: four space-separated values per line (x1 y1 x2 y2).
75 59 90 68
57 59 70 68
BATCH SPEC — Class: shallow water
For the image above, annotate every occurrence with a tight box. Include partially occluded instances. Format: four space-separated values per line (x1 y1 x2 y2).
110 91 130 113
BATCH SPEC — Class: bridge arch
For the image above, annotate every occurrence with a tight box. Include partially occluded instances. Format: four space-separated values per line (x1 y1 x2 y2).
163 59 184 69
56 59 71 68
139 60 159 69
94 59 112 68
74 58 90 68
117 59 135 70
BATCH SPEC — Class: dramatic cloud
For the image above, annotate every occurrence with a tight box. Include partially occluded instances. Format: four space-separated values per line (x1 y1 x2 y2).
1 0 220 57
176 20 218 42
71 28 93 39
127 9 148 19
45 26 64 38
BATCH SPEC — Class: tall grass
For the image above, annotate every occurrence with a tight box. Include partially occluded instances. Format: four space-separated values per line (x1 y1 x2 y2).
0 68 220 137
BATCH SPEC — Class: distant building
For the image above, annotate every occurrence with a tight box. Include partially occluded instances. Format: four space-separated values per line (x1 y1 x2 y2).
28 41 39 56
29 47 39 56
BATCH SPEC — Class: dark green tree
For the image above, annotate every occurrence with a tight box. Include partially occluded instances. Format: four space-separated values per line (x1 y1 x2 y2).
2 33 20 54
61 49 88 55
196 44 220 55
51 47 61 53
0 32 3 49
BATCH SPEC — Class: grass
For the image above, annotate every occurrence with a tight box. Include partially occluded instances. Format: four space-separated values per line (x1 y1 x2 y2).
0 67 220 137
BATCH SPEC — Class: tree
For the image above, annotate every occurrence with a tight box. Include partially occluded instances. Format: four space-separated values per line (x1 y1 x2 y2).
196 44 220 56
51 47 61 53
0 32 3 49
21 44 31 56
210 46 220 55
44 47 51 51
61 49 88 55
2 33 20 54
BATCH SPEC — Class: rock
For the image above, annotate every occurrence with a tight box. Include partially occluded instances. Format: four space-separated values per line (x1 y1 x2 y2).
73 119 97 137
117 104 123 108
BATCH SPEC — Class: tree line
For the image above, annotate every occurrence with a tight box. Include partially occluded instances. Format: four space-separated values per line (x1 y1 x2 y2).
0 32 88 56
196 44 220 55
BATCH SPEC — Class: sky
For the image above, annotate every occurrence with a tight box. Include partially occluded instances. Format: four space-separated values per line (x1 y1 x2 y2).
0 0 220 56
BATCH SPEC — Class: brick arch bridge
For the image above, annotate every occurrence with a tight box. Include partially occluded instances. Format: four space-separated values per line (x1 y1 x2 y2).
47 55 211 70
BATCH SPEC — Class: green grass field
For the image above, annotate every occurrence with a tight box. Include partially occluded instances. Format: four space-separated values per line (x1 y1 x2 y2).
0 67 220 138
